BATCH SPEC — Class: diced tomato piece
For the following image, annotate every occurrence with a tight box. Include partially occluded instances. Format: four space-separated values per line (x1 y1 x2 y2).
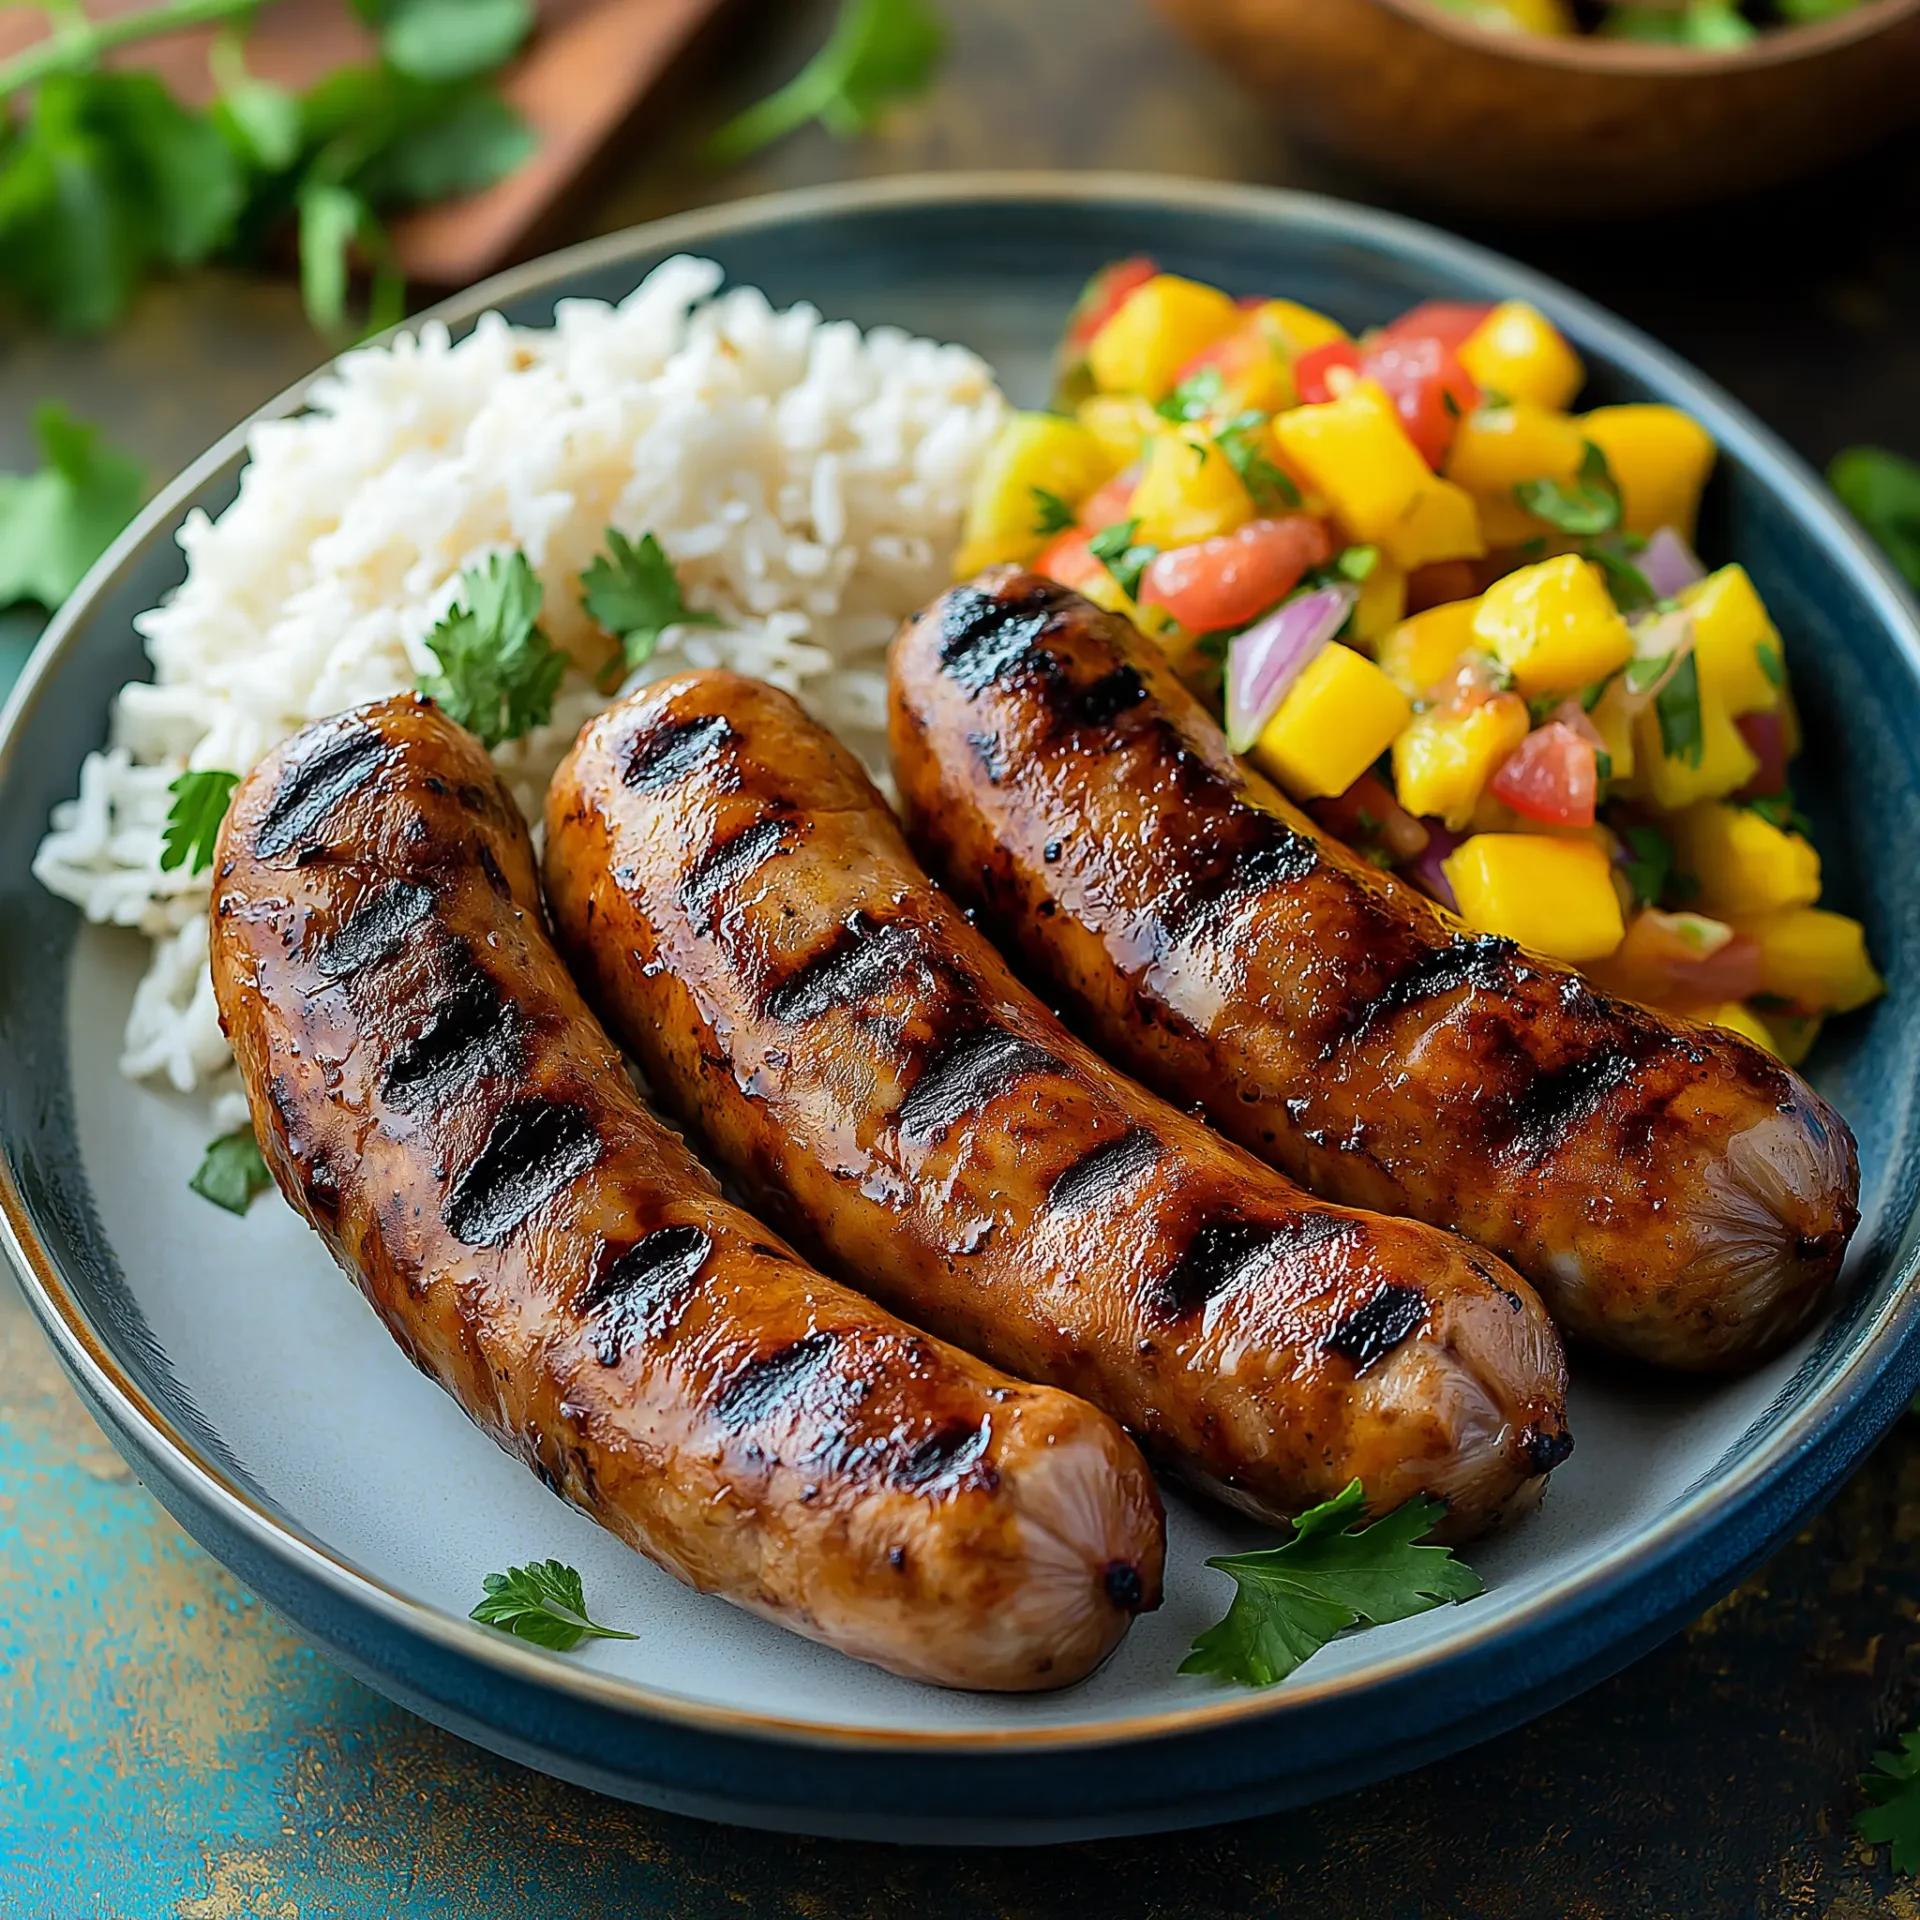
1406 559 1481 614
1293 341 1363 405
1076 466 1140 532
1139 516 1333 633
1033 528 1111 599
1734 710 1789 798
1063 257 1159 354
1488 721 1599 828
1609 909 1765 1004
1380 301 1495 350
1361 334 1480 469
1309 770 1430 863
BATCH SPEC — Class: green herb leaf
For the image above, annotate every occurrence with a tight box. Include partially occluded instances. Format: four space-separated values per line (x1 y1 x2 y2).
160 768 240 875
1621 822 1676 908
1625 650 1673 696
581 529 723 687
1859 1731 1920 1875
1755 639 1785 688
0 402 146 609
370 0 535 83
1216 411 1301 510
1829 446 1920 592
1155 367 1223 424
419 550 568 748
1336 544 1379 583
708 0 947 162
1030 487 1076 537
190 1126 272 1215
471 1559 638 1651
1601 0 1757 44
1654 650 1705 767
1513 441 1621 539
1583 532 1655 612
1740 789 1815 838
1181 1481 1482 1689
352 85 536 206
210 34 303 173
1088 519 1157 602
296 179 368 335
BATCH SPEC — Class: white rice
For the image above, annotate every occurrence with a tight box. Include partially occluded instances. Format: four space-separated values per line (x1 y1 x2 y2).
32 255 1006 1097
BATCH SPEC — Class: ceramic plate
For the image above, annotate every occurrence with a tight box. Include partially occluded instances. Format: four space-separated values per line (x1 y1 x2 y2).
4 175 1919 1845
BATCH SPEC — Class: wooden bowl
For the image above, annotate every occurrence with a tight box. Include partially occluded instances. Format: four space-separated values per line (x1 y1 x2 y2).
1155 0 1920 215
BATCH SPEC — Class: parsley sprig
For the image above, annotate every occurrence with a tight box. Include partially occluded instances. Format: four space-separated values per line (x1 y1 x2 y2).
1859 1730 1920 1874
1182 1480 1483 1689
1216 412 1301 511
419 551 568 749
189 1126 273 1215
708 0 947 162
1029 487 1076 537
1514 442 1621 539
1088 518 1157 601
580 529 722 690
471 1559 638 1651
0 403 146 609
159 768 240 875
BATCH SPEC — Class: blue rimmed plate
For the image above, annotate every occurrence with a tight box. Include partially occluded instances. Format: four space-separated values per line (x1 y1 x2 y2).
3 174 1918 1844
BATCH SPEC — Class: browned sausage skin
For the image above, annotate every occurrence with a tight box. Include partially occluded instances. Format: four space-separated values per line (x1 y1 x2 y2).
208 692 1163 1691
545 671 1570 1541
888 570 1861 1373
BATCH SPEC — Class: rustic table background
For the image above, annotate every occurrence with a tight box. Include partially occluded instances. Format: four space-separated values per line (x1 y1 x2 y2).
7 0 1920 1912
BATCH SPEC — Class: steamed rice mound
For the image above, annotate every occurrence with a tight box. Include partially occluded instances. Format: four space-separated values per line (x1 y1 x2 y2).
33 254 1007 1099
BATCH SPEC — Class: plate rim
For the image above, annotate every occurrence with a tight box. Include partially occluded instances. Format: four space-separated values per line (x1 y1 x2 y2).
5 167 1920 1761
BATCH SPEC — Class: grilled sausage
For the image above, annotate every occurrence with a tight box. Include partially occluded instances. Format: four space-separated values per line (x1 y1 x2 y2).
208 692 1163 1691
544 671 1570 1541
888 571 1861 1372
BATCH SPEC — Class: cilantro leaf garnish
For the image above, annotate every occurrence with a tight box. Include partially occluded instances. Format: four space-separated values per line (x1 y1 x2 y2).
1654 650 1705 767
1030 487 1077 537
190 1126 273 1216
355 0 536 84
471 1559 638 1651
159 768 240 875
1513 442 1621 539
1755 639 1785 688
1181 1480 1483 1689
0 402 146 610
1829 446 1920 592
708 0 947 162
1088 519 1157 601
1216 411 1301 510
1621 822 1676 908
1859 1731 1920 1874
581 529 723 688
1155 367 1224 424
419 551 567 749
1336 544 1379 583
1582 532 1656 612
1625 650 1673 696
1740 790 1815 838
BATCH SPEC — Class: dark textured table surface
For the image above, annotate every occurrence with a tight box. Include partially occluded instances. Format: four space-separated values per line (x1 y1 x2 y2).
6 1 1920 1912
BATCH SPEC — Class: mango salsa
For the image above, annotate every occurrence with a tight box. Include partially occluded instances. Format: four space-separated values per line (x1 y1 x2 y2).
1378 598 1483 697
1682 564 1784 715
1458 302 1585 411
1578 405 1716 542
1470 553 1633 696
1443 833 1625 961
1631 682 1759 811
1087 275 1242 401
1728 908 1883 1015
1076 393 1162 468
1128 428 1253 549
1253 643 1412 801
1392 693 1530 830
955 413 1117 576
1672 801 1821 916
1697 1001 1775 1050
1447 400 1587 499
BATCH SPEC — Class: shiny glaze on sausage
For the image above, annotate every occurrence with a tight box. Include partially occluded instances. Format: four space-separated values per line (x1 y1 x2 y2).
544 671 1570 1540
888 570 1861 1372
208 692 1163 1690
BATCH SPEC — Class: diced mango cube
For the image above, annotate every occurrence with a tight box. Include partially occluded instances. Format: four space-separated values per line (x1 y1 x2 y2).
955 413 1119 575
1470 553 1633 696
1632 683 1760 811
1076 393 1161 469
1392 692 1530 830
1352 557 1408 647
1681 564 1784 715
1578 405 1716 543
1697 1001 1776 1050
1672 802 1821 916
1447 400 1587 498
1087 275 1243 400
1251 299 1350 360
1252 642 1412 801
1127 428 1253 549
1458 302 1585 411
1727 908 1883 1015
1274 380 1484 571
1442 832 1626 961
1588 675 1636 782
1378 597 1482 697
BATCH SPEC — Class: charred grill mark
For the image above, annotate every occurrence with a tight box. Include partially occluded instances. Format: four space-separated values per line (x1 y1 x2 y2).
1071 665 1147 729
897 1028 1061 1146
1502 1048 1644 1165
1161 807 1318 940
1323 1285 1428 1372
381 951 521 1111
682 817 794 929
766 914 920 1025
445 1098 600 1246
894 1417 992 1487
256 725 388 858
715 1331 840 1428
1522 1424 1575 1474
936 585 1058 692
576 1225 712 1366
315 881 434 980
1152 1219 1284 1321
623 714 736 791
1323 933 1521 1058
1048 1126 1162 1212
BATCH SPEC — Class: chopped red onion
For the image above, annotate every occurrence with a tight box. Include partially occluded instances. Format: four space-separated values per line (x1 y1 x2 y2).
1639 526 1707 601
1224 583 1358 755
1408 819 1467 913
